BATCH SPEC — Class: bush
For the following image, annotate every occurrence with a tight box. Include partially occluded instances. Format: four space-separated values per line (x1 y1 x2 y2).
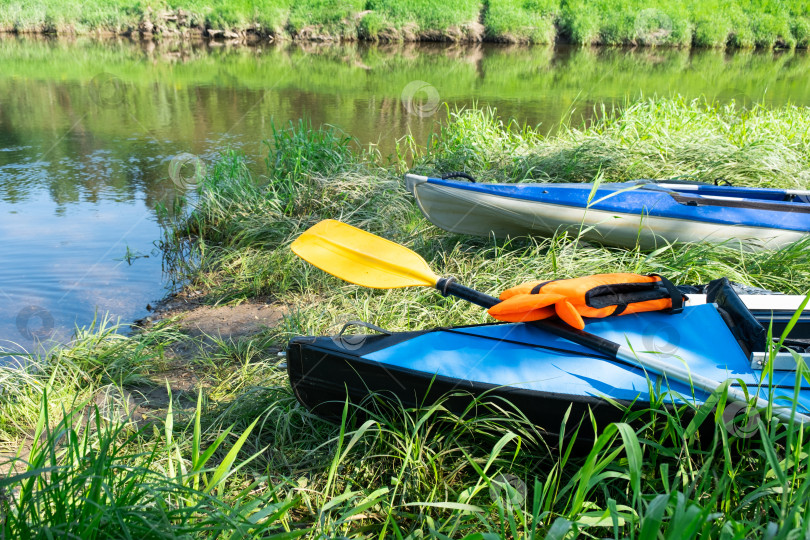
358 10 386 40
484 0 560 44
751 12 795 48
286 0 365 35
692 16 730 47
793 16 810 48
365 0 480 32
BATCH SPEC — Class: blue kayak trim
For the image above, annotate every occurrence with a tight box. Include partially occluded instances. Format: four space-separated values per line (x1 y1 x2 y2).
363 304 809 412
424 177 810 233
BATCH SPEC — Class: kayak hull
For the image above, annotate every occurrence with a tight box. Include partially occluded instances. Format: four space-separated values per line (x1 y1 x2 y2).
287 305 810 443
287 330 632 443
406 175 810 250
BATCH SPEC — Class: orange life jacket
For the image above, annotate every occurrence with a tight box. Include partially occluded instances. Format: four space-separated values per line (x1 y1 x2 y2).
488 273 685 329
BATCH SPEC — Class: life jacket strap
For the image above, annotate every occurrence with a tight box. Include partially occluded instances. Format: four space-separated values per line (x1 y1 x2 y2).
650 274 685 314
530 280 558 294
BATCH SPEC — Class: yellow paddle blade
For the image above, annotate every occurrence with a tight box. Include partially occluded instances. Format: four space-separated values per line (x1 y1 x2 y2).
291 219 440 289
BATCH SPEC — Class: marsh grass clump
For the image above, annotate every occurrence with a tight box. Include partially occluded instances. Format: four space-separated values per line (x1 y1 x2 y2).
173 121 411 302
363 0 483 41
0 390 300 537
484 0 560 44
0 317 185 445
420 98 810 188
286 0 366 38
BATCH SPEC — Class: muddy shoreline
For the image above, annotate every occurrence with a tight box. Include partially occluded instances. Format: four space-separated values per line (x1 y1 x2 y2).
109 287 288 424
135 288 287 344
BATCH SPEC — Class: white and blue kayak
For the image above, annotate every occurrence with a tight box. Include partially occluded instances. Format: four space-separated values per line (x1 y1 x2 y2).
287 284 810 443
405 174 810 249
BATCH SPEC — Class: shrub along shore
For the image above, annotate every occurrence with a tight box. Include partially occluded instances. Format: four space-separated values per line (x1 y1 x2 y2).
1 0 809 47
2 97 810 536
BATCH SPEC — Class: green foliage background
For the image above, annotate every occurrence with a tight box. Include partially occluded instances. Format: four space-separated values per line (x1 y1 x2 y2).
1 0 809 46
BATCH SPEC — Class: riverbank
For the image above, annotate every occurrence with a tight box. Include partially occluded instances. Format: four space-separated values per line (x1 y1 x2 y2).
1 0 808 47
2 97 810 536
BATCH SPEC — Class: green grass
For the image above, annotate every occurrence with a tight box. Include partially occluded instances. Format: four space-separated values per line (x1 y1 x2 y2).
287 0 366 37
560 0 693 47
419 98 810 188
484 0 560 44
361 0 482 40
1 391 296 537
5 97 810 536
1 0 809 46
202 0 291 32
558 0 807 48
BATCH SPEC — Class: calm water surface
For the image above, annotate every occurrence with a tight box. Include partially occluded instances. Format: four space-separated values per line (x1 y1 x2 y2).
2 36 810 348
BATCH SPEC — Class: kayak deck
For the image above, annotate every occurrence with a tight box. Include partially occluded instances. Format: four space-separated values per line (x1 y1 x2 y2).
363 305 808 406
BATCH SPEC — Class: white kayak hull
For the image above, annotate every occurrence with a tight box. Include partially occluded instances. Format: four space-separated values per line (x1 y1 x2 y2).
406 174 809 250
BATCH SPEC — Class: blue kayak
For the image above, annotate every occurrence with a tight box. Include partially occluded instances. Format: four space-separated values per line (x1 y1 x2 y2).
406 174 810 249
287 302 810 443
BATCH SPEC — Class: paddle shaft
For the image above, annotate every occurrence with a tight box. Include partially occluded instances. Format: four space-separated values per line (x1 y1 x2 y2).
439 278 622 356
436 278 807 425
656 183 810 197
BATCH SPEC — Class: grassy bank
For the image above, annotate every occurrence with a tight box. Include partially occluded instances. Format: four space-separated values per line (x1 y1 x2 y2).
3 97 810 536
1 0 809 46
